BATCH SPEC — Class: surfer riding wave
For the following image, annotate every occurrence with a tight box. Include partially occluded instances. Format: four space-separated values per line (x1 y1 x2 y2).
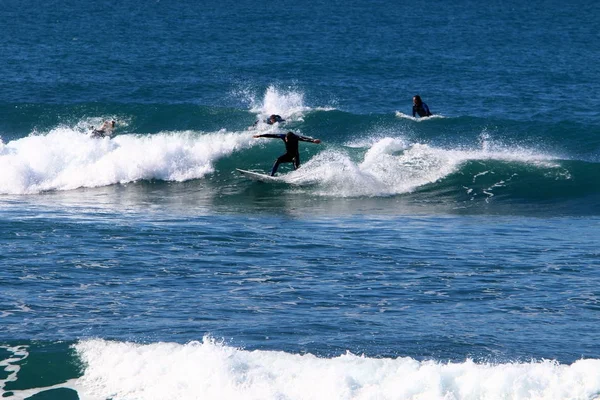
253 131 321 176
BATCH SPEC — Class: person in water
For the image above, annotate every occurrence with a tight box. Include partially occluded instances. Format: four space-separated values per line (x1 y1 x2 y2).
267 114 285 124
253 114 286 126
91 120 116 138
253 131 321 176
412 95 432 118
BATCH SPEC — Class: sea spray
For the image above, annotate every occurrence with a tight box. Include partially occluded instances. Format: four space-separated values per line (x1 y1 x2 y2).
0 128 255 195
52 339 600 400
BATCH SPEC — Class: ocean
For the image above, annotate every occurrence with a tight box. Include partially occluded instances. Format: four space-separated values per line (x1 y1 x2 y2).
1 0 600 399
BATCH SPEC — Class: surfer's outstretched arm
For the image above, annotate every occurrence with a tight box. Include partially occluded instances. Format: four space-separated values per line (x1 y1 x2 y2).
253 133 285 139
297 135 321 144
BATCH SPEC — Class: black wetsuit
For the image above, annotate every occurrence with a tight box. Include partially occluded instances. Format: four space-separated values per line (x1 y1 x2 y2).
266 115 285 125
412 103 432 118
253 115 285 126
257 132 317 176
91 129 107 138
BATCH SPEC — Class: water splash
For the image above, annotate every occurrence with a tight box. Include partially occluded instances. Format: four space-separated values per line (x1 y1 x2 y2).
0 127 254 194
4 338 593 400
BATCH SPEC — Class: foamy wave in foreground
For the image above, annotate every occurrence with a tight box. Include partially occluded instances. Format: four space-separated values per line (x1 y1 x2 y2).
0 128 254 194
3 338 600 400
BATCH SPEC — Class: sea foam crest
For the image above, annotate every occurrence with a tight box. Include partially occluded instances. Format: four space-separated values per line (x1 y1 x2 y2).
395 111 446 121
283 137 559 197
0 128 254 195
2 339 599 400
65 338 600 400
248 85 317 124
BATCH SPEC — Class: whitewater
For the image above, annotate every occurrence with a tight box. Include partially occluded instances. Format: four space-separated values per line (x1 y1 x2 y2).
2 1 600 399
3 339 600 400
0 88 572 202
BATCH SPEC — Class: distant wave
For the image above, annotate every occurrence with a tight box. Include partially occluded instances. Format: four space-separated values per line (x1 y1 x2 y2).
3 338 600 400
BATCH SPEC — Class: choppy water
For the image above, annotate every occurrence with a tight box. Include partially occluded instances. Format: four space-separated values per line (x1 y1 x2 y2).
1 0 600 399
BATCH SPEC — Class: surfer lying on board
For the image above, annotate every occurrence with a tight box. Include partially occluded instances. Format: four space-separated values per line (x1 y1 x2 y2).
253 114 286 126
412 95 432 118
91 120 116 138
267 114 285 125
253 131 321 176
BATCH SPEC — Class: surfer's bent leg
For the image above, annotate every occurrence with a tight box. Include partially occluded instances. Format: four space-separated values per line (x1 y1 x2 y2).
271 153 294 176
270 159 281 176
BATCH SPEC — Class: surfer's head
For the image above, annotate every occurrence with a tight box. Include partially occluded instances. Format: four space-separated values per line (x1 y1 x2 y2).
285 131 294 142
413 95 422 106
268 115 283 124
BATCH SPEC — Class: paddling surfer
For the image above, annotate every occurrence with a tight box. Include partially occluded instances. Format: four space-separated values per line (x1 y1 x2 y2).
412 95 432 118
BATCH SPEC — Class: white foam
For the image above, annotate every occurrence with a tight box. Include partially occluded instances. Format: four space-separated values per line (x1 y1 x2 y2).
249 85 324 125
0 128 254 194
5 338 598 400
282 137 560 197
0 345 30 398
395 111 446 121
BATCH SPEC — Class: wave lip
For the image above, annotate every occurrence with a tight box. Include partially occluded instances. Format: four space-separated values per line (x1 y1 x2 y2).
0 128 254 195
242 85 335 129
395 111 446 121
283 137 562 199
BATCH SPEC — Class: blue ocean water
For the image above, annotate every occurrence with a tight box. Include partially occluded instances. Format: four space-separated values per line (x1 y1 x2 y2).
1 0 600 399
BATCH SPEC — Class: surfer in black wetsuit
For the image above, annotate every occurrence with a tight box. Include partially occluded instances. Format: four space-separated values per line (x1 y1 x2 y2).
253 131 321 176
253 114 286 127
267 114 285 125
91 120 116 138
412 95 432 118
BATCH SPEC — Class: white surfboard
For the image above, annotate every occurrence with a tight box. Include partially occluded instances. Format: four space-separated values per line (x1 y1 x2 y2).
236 169 283 183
